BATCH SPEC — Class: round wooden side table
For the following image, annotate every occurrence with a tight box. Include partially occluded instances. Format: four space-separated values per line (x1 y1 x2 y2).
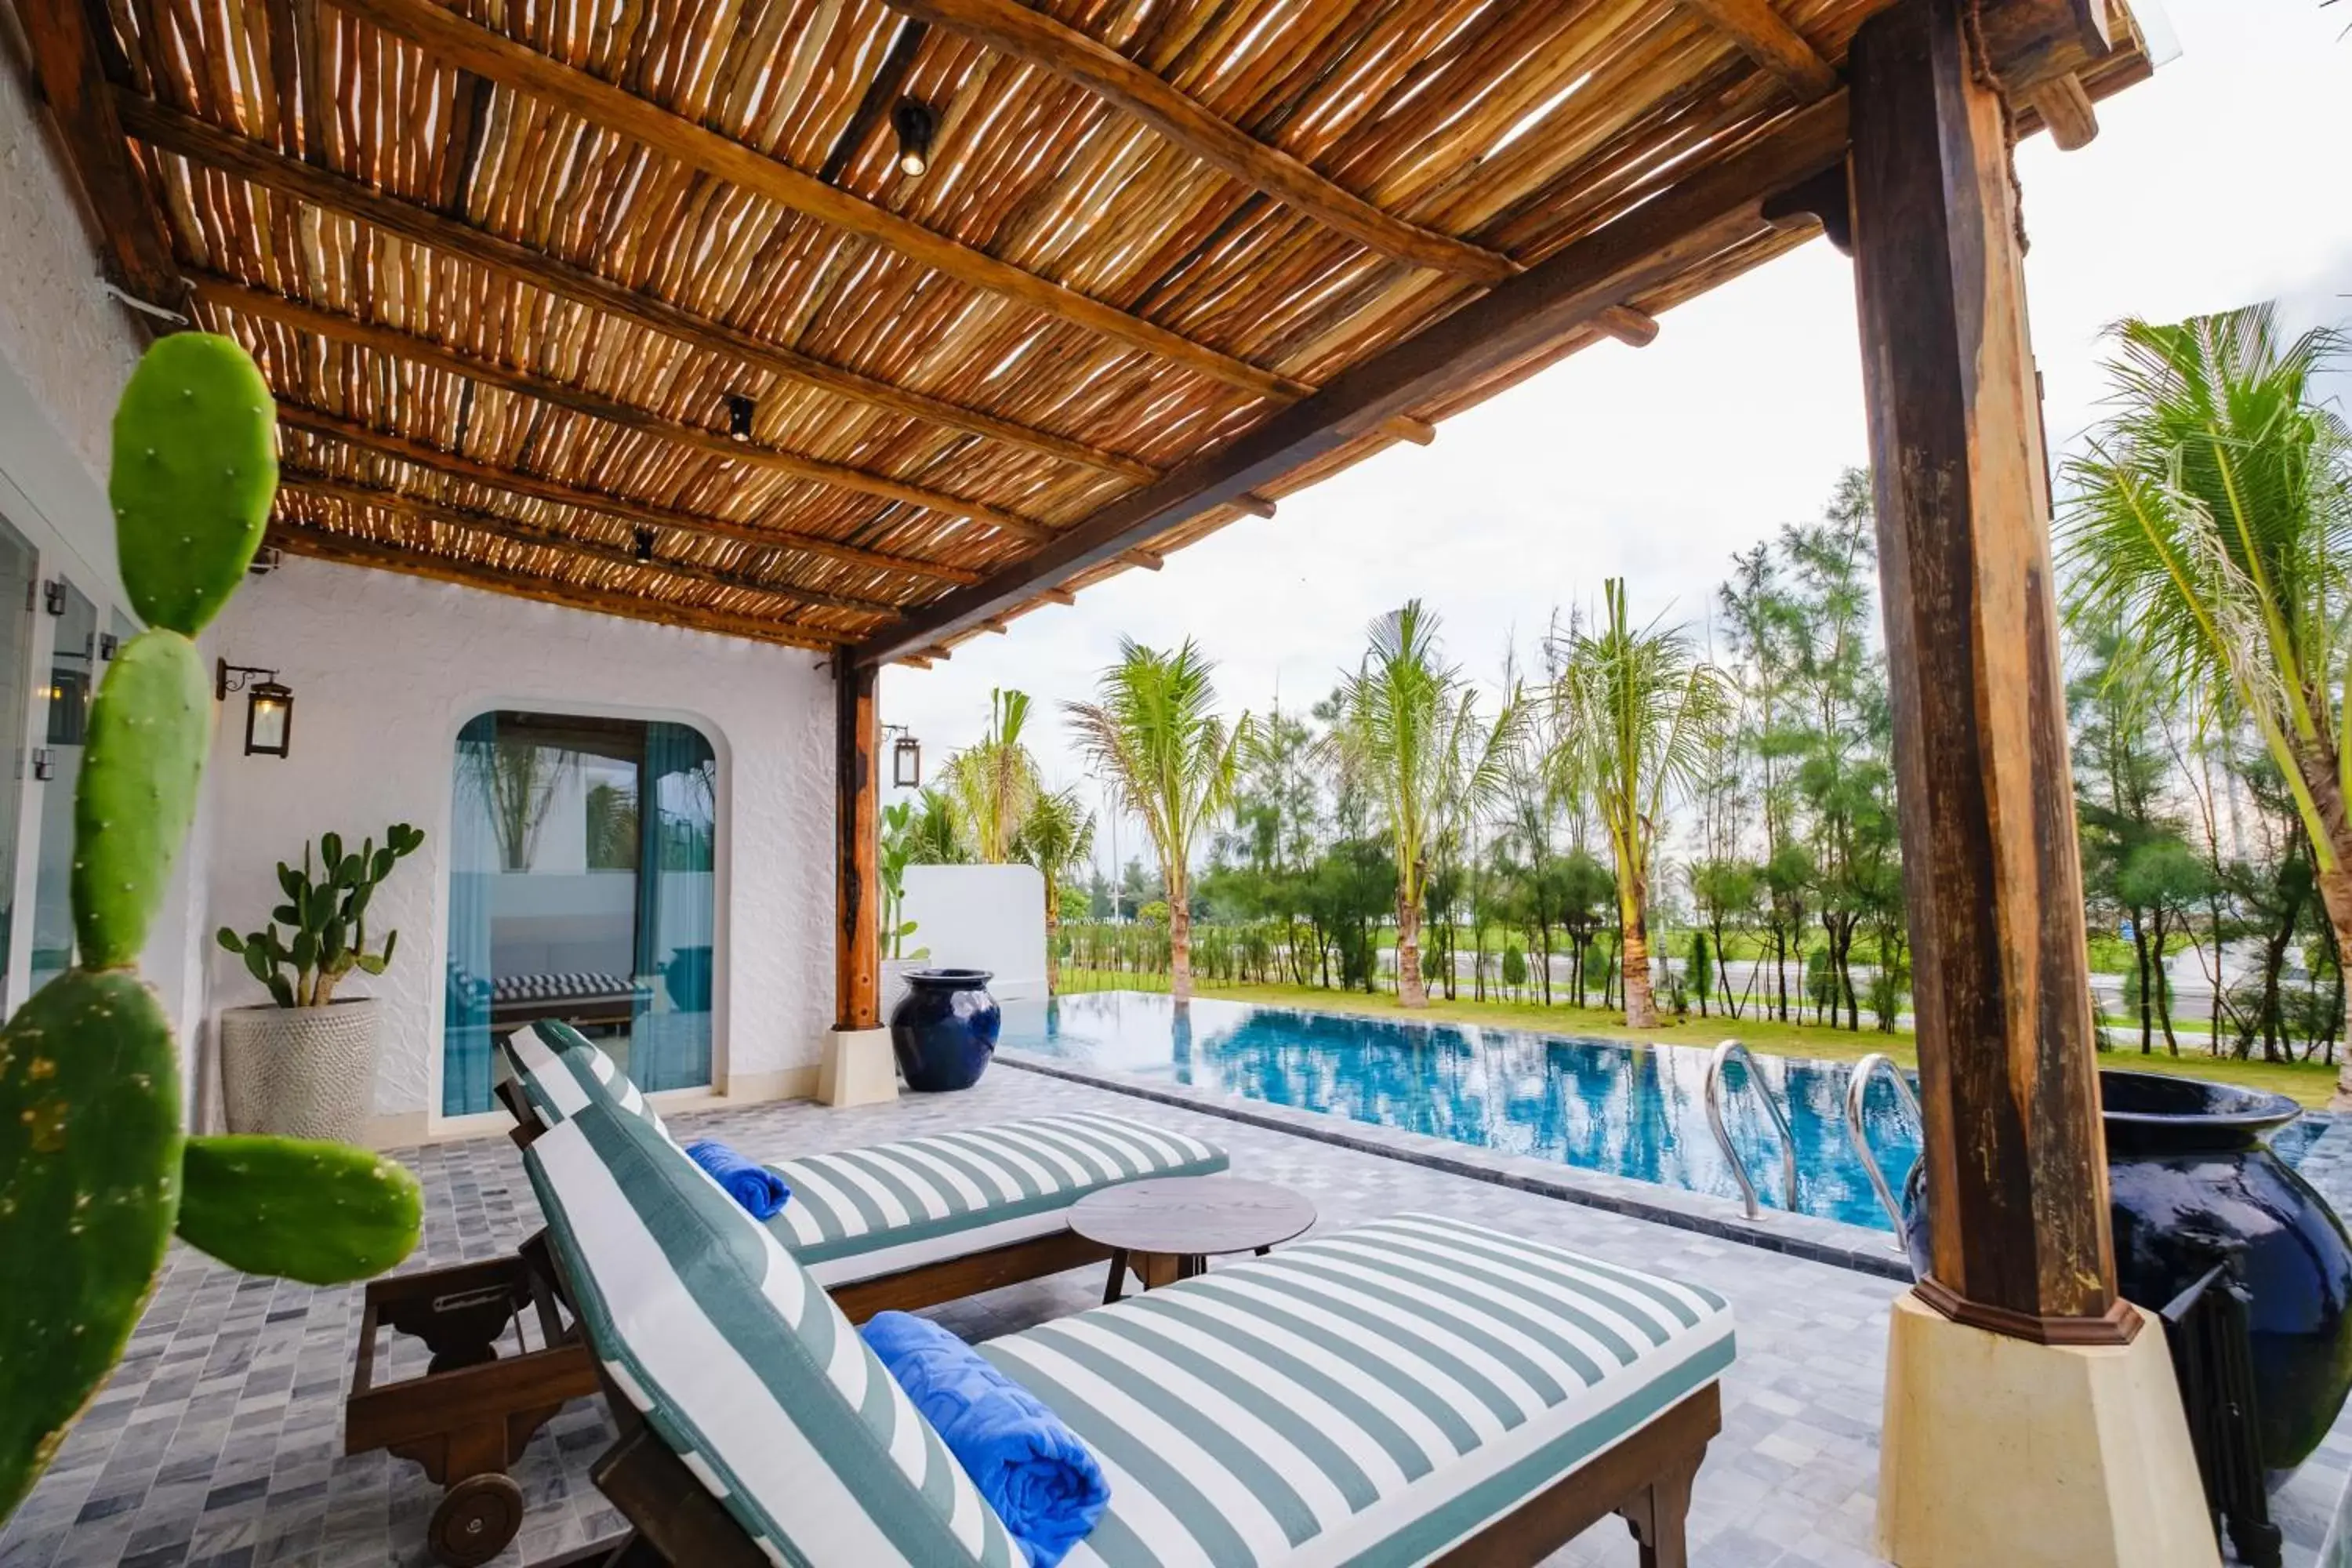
1067 1176 1317 1303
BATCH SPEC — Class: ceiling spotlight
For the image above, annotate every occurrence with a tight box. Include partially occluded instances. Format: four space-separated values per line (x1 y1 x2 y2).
892 98 935 179
726 393 756 442
633 527 656 563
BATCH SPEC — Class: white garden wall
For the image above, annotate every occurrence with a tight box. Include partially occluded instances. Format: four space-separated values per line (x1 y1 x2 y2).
201 557 839 1141
902 864 1048 1003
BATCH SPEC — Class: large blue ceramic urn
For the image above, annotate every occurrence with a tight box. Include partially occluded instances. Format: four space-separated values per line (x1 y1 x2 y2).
888 968 1001 1092
1904 1069 2352 1474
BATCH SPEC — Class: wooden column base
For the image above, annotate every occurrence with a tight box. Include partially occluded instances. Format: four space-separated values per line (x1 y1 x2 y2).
1877 1290 2218 1568
1912 1276 2142 1346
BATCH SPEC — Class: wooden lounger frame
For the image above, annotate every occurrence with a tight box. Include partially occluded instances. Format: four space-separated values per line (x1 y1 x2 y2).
532 1356 1719 1568
347 1080 1119 1565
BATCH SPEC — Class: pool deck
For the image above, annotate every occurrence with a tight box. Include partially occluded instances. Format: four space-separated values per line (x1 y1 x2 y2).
2 1067 2347 1568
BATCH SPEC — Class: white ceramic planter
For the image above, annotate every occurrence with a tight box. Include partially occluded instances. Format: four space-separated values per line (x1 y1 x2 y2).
218 996 380 1145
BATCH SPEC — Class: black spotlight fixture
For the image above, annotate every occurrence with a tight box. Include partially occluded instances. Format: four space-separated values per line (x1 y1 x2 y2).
891 98 935 179
633 527 656 563
726 392 757 443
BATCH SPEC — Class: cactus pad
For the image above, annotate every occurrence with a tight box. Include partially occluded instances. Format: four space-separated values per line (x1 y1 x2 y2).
176 1136 422 1286
74 630 209 970
108 334 276 636
0 971 181 1521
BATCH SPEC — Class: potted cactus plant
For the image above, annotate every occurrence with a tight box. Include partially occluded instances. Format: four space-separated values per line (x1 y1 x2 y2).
216 824 424 1144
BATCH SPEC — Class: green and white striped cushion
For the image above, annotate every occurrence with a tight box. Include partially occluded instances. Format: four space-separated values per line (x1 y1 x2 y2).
768 1113 1229 1286
980 1213 1735 1566
525 1102 1022 1568
499 1023 669 1138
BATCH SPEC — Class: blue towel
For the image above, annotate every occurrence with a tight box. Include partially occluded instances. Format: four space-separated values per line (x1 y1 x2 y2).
862 1312 1109 1568
684 1140 790 1220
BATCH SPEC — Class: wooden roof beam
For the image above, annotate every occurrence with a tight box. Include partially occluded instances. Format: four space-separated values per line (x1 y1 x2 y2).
280 470 903 619
2023 72 2099 149
115 93 1156 485
269 521 842 649
336 0 1311 405
856 93 1854 666
14 0 185 314
881 0 1515 285
1595 305 1661 347
194 274 1057 545
277 405 982 586
1675 1 1840 100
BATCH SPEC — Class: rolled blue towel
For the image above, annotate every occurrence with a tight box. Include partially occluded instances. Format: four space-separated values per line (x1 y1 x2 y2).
683 1139 789 1220
862 1312 1109 1568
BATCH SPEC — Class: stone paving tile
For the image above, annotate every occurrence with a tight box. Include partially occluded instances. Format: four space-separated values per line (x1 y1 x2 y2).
2 1065 2346 1567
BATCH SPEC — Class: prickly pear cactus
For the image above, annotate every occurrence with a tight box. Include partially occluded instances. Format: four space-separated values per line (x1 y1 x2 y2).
109 333 278 637
0 335 423 1524
176 1137 423 1286
74 631 210 968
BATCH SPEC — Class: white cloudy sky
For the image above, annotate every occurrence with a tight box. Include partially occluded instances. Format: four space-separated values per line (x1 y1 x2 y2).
880 0 2352 877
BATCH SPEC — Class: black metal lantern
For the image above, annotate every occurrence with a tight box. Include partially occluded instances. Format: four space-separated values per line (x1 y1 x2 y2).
892 98 935 178
218 661 293 757
891 731 921 789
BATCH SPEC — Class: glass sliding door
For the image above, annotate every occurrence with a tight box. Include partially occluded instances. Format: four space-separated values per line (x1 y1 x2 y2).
29 579 95 995
0 518 38 1009
445 711 717 1116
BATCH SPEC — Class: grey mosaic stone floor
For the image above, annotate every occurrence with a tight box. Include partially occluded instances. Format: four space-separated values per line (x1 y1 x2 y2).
4 1068 2349 1568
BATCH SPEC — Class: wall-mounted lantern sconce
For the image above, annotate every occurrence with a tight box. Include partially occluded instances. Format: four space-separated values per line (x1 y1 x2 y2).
886 724 921 789
217 661 293 757
892 98 935 178
726 393 757 443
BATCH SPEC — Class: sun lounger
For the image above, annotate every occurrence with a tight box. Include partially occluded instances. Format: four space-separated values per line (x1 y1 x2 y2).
521 1095 1731 1567
347 1022 1229 1565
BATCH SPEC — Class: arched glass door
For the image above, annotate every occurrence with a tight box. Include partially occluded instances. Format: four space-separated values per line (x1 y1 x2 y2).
443 711 717 1116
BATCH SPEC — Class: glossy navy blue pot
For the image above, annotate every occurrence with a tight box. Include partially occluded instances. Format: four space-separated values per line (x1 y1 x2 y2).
889 968 1000 1092
1904 1069 2352 1473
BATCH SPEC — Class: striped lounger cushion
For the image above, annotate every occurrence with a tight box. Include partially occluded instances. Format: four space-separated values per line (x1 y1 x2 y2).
525 1099 1024 1567
498 1022 670 1138
770 1112 1229 1287
979 1213 1735 1566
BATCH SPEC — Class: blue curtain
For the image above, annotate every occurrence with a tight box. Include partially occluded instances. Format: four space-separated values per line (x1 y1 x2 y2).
630 721 716 1092
444 713 499 1115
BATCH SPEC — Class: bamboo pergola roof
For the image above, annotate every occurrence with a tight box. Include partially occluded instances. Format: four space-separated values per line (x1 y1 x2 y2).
20 0 2154 664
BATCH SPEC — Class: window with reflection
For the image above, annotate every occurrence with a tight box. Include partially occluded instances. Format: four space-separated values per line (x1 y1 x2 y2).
443 711 717 1116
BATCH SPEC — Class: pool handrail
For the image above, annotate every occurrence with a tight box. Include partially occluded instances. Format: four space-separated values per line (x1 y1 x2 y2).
1844 1052 1922 1258
1703 1040 1798 1221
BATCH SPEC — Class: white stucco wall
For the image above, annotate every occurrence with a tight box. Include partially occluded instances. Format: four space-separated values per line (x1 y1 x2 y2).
202 558 838 1137
902 865 1048 1002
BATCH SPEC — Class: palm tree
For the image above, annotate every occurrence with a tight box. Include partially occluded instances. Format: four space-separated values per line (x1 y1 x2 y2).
2060 305 2352 1098
1017 787 1096 993
942 688 1042 862
1335 601 1523 1007
1065 640 1250 1003
1552 579 1731 1028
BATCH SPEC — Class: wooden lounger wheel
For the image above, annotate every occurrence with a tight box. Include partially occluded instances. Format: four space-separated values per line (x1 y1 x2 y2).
430 1472 526 1567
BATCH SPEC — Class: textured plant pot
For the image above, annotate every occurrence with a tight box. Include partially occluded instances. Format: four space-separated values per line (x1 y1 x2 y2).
219 997 381 1144
1904 1069 2352 1474
887 968 999 1092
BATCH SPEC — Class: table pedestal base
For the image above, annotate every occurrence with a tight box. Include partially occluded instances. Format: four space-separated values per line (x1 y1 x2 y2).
1102 1245 1272 1303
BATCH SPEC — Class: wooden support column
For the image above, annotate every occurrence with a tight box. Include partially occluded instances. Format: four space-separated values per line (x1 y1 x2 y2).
834 659 882 1033
1848 0 2128 1345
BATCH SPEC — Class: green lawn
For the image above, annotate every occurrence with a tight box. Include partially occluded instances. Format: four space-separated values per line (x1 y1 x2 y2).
1054 968 2346 1109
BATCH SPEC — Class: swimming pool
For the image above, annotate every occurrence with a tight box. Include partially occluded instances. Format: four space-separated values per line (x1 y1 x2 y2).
1000 991 2326 1232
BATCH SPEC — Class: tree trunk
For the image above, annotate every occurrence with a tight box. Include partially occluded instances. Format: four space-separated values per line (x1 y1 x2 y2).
1396 872 1428 1007
2129 909 2154 1054
1170 873 1193 1003
1046 888 1062 994
1619 867 1659 1029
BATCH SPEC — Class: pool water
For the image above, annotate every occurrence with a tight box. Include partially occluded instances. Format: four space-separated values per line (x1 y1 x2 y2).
1001 991 2325 1233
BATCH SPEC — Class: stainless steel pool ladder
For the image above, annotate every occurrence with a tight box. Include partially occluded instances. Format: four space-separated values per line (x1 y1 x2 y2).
1703 1040 1798 1221
1844 1052 1922 1256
